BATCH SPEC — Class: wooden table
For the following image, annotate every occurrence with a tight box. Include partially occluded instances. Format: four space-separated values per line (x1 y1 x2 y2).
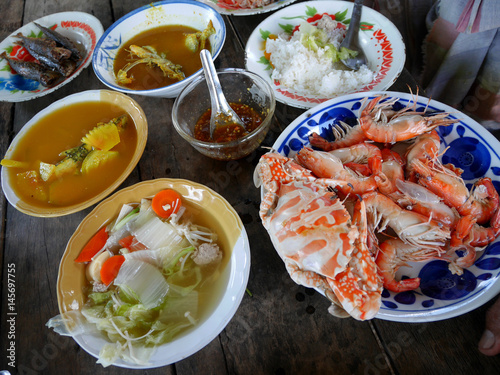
1 1 500 374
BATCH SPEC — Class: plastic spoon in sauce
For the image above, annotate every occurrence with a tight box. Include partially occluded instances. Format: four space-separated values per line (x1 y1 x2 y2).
339 0 368 71
200 49 245 140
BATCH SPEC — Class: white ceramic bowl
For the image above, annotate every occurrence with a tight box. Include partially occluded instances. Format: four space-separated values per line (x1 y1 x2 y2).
57 179 250 368
92 0 226 98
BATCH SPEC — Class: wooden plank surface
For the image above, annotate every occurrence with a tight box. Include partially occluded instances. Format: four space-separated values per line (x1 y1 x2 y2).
0 0 499 374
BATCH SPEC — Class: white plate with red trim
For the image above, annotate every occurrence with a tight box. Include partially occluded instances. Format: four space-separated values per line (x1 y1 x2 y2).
0 11 103 102
197 0 298 16
245 1 405 109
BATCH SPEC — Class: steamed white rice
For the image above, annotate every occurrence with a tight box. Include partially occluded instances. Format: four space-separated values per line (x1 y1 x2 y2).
266 17 375 98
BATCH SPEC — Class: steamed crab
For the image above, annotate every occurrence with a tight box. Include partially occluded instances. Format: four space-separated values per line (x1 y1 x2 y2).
254 153 382 321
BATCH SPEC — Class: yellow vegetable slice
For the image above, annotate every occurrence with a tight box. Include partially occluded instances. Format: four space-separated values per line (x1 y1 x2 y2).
81 123 121 151
0 159 30 168
39 162 56 182
81 150 119 174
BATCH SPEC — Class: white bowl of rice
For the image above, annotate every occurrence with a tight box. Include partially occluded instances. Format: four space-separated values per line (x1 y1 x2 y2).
245 0 406 108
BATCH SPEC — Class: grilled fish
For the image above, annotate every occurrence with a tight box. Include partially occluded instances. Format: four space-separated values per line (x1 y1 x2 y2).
0 51 60 86
15 33 71 63
18 44 77 77
34 22 82 61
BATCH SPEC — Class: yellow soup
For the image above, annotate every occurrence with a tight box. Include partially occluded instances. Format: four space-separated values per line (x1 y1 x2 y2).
113 25 209 90
7 101 138 208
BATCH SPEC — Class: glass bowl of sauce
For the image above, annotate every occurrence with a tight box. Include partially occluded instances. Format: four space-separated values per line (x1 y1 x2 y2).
172 68 275 160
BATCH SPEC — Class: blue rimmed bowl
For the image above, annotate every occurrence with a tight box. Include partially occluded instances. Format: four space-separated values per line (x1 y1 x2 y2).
92 0 226 98
269 90 500 323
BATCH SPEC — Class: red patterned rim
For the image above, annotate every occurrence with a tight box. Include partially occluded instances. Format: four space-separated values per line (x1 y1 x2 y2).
268 12 393 104
5 20 97 94
61 20 97 72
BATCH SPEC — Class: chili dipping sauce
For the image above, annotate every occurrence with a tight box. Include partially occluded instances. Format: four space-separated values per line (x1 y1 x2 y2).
194 103 263 143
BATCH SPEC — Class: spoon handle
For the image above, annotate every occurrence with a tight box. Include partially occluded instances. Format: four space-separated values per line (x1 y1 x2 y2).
343 0 363 46
200 49 231 114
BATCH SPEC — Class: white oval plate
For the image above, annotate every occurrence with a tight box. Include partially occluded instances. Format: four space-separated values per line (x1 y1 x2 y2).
268 91 500 322
0 11 103 102
58 179 251 368
197 0 299 16
245 1 406 109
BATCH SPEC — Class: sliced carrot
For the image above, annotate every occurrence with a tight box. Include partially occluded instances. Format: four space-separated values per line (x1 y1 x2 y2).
119 235 148 252
151 189 182 219
100 255 125 286
75 227 109 263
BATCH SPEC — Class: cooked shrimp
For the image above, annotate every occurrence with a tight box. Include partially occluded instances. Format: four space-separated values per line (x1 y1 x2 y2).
445 242 478 276
343 162 372 176
359 96 458 143
376 149 405 195
327 142 382 165
296 147 378 195
411 159 500 225
375 239 427 293
362 191 451 249
405 130 441 180
309 122 368 151
458 178 500 225
451 210 500 248
405 130 440 163
410 158 470 210
393 179 459 228
328 142 383 180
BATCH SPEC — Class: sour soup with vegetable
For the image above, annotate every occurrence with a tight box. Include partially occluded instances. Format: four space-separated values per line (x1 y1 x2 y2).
113 22 214 90
2 101 138 208
61 189 229 366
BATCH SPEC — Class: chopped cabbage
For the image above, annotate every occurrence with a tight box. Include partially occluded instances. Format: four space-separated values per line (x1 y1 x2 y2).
298 21 358 63
48 195 223 368
114 259 169 309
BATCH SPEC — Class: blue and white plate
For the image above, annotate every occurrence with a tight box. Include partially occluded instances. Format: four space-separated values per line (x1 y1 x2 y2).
270 91 500 322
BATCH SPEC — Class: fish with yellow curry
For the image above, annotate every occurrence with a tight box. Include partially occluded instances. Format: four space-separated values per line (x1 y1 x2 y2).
1 101 138 208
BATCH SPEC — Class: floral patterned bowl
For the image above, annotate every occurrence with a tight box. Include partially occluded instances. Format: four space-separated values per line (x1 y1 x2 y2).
0 11 103 102
269 91 500 322
245 1 406 109
92 0 226 98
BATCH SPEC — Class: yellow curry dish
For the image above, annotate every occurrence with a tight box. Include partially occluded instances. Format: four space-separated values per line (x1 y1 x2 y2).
1 91 148 216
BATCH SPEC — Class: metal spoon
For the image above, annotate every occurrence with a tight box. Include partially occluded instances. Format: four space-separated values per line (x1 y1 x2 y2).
339 0 368 71
200 49 245 140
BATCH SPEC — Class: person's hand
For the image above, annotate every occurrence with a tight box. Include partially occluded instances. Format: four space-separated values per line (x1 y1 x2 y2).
479 296 500 355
